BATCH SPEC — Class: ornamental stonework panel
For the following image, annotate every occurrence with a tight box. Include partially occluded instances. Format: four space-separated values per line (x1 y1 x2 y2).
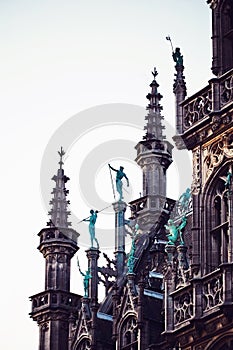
192 147 201 195
202 130 233 187
174 289 194 327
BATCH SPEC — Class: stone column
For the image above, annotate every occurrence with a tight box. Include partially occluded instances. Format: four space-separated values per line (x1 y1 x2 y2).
164 245 176 332
86 248 100 304
113 201 127 277
177 244 189 271
86 249 100 350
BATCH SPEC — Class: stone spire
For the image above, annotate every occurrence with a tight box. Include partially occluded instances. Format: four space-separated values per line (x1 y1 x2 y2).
144 67 165 141
48 147 71 228
131 68 173 230
172 47 187 149
30 148 80 350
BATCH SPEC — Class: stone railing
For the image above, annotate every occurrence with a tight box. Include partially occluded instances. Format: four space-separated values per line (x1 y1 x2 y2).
171 266 232 330
39 227 78 245
173 286 194 327
30 290 81 313
181 69 233 132
202 270 223 314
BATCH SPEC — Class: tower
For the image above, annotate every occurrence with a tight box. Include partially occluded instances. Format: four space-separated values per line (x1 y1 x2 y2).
30 148 80 350
130 68 173 230
109 69 176 350
172 47 187 149
162 1 233 349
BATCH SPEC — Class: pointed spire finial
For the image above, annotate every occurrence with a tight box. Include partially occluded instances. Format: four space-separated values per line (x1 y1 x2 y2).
142 68 165 141
47 147 71 228
58 146 65 169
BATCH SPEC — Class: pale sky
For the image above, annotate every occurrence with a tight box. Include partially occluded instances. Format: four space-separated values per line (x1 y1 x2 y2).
0 1 211 349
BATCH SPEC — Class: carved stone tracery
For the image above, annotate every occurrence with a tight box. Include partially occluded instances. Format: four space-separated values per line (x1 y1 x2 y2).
203 275 223 312
192 147 201 195
120 316 138 349
221 72 233 106
202 132 233 186
183 90 212 129
174 289 194 326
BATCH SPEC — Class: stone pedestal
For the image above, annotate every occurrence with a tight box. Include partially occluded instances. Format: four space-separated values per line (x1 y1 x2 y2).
86 248 100 303
112 200 127 277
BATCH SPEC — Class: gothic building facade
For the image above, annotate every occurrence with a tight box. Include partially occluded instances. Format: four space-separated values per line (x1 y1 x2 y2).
30 1 233 349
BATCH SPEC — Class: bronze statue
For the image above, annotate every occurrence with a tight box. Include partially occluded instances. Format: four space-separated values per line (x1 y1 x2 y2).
84 209 99 249
173 47 183 66
108 164 129 201
165 216 187 245
77 258 92 297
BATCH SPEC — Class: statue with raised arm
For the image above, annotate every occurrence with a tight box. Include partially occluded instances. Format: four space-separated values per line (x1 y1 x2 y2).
178 188 191 214
84 209 99 249
165 216 187 246
173 47 183 66
108 164 129 201
77 258 92 297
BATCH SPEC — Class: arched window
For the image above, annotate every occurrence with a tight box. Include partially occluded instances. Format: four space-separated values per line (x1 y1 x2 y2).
120 316 138 350
214 196 221 226
76 338 91 350
208 335 233 350
208 171 229 272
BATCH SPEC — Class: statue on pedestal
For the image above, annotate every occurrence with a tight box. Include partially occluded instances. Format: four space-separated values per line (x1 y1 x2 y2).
108 164 129 201
77 258 92 297
84 209 99 249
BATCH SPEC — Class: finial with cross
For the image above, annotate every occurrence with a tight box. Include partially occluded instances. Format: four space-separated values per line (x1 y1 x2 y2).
151 67 158 80
58 146 65 169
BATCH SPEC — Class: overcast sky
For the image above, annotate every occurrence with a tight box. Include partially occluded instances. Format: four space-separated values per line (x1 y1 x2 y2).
0 1 211 349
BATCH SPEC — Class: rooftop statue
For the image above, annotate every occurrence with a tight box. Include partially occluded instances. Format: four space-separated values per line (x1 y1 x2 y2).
108 163 129 201
127 224 139 273
225 171 232 189
127 239 136 273
173 47 183 66
165 216 187 246
77 258 92 297
83 209 99 249
178 188 191 214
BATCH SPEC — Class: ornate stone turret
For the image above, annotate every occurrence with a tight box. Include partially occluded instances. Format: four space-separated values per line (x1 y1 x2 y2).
30 148 80 350
144 68 165 141
131 68 173 230
172 47 187 149
48 147 71 228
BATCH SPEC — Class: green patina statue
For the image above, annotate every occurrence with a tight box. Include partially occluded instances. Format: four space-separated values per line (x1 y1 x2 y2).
178 188 191 213
108 163 129 201
165 216 187 246
127 224 139 273
173 47 183 66
84 209 99 249
225 171 232 188
127 239 136 273
77 258 92 297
